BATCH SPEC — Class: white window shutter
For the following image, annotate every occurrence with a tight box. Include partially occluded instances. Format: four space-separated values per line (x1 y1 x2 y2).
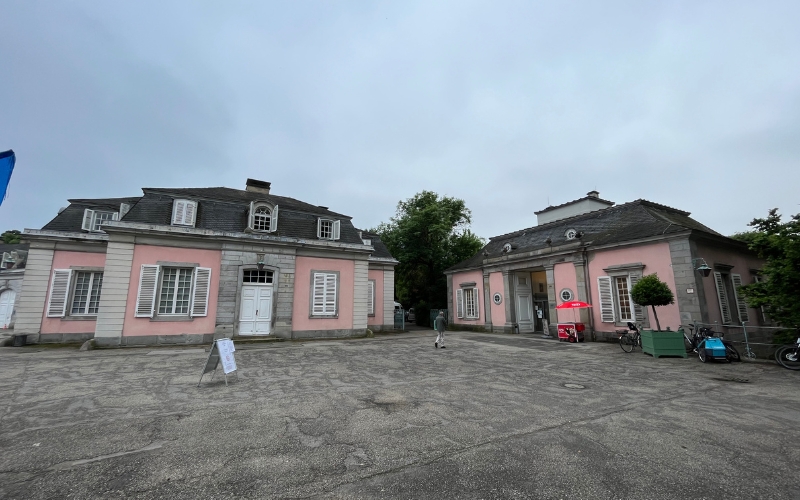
333 220 341 240
316 218 322 238
731 273 749 323
473 288 479 319
713 272 732 324
629 273 643 322
82 209 95 231
456 288 464 319
46 269 72 317
367 281 375 315
597 276 615 323
270 205 278 232
190 267 212 317
172 200 185 225
135 265 160 318
325 274 337 314
312 272 325 314
248 201 255 230
185 201 196 226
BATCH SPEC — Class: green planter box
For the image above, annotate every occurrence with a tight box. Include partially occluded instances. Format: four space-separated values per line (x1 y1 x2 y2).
641 329 687 358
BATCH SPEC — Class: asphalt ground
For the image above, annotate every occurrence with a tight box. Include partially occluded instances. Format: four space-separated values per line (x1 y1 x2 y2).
1 331 798 499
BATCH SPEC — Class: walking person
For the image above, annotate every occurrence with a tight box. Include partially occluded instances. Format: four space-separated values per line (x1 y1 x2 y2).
434 311 447 349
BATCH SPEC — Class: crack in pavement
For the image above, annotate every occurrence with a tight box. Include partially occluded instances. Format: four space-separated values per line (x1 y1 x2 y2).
48 441 166 471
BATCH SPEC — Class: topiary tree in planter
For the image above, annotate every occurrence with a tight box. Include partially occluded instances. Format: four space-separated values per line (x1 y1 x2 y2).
630 273 675 331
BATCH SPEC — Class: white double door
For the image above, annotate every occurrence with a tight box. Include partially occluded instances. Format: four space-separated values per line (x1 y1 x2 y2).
239 285 272 335
0 290 15 329
515 273 534 333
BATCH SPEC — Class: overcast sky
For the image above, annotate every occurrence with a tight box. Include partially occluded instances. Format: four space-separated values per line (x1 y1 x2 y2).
1 0 798 240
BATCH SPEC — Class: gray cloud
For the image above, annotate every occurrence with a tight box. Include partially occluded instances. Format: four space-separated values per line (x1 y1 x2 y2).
1 0 798 238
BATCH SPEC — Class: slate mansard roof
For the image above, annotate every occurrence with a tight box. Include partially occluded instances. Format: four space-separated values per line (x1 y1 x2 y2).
39 186 367 246
447 199 727 273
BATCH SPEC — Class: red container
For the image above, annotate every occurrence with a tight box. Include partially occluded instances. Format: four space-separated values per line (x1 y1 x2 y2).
557 323 585 342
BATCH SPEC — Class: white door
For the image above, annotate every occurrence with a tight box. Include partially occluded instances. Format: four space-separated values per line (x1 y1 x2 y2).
515 273 534 333
239 286 272 335
0 290 14 329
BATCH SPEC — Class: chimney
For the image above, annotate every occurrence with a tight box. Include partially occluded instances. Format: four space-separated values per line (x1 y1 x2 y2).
587 190 599 199
245 179 271 195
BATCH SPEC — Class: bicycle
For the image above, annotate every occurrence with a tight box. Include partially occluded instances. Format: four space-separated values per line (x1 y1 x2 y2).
618 322 641 353
683 324 740 362
775 337 800 370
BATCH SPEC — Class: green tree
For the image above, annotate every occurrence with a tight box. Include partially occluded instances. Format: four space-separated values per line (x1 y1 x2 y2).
630 273 675 331
373 191 484 325
738 209 800 330
1 230 21 244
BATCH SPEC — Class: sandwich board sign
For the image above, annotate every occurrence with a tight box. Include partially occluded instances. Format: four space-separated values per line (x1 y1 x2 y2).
198 338 238 386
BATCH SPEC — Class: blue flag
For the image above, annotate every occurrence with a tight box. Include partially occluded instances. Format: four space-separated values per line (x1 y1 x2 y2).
0 150 16 206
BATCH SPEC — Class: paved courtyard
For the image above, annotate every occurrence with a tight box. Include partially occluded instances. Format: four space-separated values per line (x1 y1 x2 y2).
1 331 798 499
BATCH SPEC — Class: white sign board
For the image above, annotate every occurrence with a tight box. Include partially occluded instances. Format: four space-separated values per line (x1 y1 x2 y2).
217 339 237 374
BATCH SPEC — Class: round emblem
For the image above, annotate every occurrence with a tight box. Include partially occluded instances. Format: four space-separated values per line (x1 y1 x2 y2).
493 293 502 305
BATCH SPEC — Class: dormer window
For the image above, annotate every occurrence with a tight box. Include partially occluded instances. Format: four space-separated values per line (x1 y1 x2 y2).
82 209 118 232
248 202 278 232
317 218 341 240
172 199 197 227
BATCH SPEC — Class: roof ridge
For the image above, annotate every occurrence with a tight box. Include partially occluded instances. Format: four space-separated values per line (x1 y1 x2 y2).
490 199 649 241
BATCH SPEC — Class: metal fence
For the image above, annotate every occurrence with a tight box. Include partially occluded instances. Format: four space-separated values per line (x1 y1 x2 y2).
393 309 405 330
430 309 448 329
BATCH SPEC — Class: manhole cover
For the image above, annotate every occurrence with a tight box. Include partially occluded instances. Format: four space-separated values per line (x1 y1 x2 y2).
564 383 585 390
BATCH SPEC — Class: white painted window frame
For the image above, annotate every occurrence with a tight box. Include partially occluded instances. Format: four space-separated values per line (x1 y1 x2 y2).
81 209 119 232
317 218 341 240
70 270 104 316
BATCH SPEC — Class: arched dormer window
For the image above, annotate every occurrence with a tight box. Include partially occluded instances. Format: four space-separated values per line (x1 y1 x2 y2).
248 202 278 233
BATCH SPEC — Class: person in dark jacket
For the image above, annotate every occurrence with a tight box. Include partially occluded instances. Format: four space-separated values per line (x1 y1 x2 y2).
434 311 447 349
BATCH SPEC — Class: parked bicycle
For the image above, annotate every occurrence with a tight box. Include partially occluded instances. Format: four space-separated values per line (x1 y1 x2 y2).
775 337 800 370
619 322 641 353
680 324 740 362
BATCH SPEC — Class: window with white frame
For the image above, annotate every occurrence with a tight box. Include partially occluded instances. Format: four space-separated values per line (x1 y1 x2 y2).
46 269 106 318
71 271 103 315
134 265 211 318
82 209 118 232
597 267 644 324
456 286 479 319
311 271 338 317
171 199 197 227
243 269 274 284
158 268 194 315
248 202 278 232
367 279 376 316
317 218 341 240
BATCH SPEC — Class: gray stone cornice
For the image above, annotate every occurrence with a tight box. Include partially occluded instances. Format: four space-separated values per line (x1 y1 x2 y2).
23 229 109 242
100 221 373 254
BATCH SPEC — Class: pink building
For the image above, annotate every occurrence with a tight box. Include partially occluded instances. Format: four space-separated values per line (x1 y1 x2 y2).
445 192 765 340
15 179 397 346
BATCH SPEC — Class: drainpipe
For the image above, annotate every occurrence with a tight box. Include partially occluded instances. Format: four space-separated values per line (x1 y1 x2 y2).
583 245 595 340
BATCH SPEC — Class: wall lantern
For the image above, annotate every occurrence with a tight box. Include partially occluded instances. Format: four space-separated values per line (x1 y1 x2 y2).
692 258 712 278
256 253 266 271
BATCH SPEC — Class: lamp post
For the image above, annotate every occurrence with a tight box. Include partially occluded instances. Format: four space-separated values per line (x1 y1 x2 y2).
691 258 712 277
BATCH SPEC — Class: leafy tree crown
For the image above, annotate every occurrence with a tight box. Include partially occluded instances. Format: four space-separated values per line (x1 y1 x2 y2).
630 274 674 308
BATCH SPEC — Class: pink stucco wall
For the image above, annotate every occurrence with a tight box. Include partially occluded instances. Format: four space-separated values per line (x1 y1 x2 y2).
694 241 764 326
123 245 221 336
452 270 484 325
553 263 579 323
587 242 680 331
489 271 506 326
41 251 107 334
367 269 384 327
293 256 355 331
